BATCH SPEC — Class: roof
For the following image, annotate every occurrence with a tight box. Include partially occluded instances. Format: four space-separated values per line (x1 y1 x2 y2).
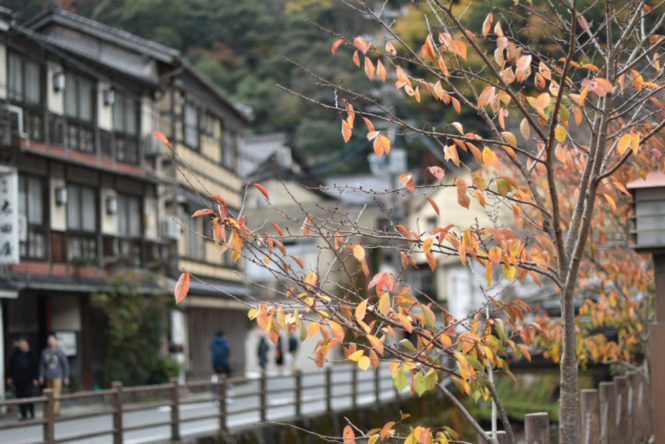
627 171 665 189
24 4 178 62
7 272 167 295
23 4 251 122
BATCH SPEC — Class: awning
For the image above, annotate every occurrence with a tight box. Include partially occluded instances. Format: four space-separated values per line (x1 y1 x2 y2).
6 273 168 295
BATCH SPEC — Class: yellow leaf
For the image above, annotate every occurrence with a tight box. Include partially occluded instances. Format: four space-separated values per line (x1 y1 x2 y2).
329 320 345 342
379 292 391 315
617 133 632 155
348 349 364 361
482 146 494 166
501 131 517 147
554 125 567 142
353 245 365 261
502 264 516 280
520 118 530 139
358 356 371 370
356 299 368 322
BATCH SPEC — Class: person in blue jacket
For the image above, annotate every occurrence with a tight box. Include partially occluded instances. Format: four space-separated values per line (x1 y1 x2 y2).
210 331 231 377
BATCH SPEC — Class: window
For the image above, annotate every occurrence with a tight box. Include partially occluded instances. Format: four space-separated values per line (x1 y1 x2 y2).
222 129 237 171
113 93 140 164
426 216 438 232
7 52 44 140
117 194 141 238
18 175 46 259
66 184 98 261
64 73 95 153
183 102 199 149
184 206 204 259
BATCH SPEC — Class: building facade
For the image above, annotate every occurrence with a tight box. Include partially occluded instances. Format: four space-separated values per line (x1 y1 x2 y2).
0 4 250 389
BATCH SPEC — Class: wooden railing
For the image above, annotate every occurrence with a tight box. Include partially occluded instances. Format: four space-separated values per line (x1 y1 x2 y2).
0 365 396 444
478 370 652 444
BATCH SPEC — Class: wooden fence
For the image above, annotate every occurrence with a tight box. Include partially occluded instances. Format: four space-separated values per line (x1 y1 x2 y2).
0 365 395 444
479 370 652 444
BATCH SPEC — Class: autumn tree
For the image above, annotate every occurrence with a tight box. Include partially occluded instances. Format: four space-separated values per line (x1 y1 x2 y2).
168 0 665 442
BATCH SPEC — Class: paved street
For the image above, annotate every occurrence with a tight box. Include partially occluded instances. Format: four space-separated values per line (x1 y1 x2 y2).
2 366 399 444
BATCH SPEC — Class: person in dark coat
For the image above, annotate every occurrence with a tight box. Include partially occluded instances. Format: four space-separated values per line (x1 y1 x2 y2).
257 337 269 371
210 331 231 377
274 336 284 370
7 337 39 420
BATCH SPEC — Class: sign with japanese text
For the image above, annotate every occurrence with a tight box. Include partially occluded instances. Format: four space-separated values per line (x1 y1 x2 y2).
0 168 19 265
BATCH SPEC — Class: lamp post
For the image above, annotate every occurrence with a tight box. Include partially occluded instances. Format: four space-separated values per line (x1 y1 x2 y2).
627 171 665 442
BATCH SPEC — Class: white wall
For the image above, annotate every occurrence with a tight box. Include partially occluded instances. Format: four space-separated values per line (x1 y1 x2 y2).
101 188 118 235
97 81 112 131
50 177 66 231
47 62 64 115
140 96 153 136
0 44 6 100
144 195 158 239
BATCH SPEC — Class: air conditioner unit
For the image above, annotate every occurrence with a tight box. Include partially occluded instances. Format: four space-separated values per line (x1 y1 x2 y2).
163 218 181 240
4 104 26 138
142 134 165 158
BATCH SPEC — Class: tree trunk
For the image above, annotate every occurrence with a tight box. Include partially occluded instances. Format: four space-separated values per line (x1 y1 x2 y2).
559 286 579 443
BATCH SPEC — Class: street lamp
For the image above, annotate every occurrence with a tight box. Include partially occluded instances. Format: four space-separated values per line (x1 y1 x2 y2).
627 171 665 442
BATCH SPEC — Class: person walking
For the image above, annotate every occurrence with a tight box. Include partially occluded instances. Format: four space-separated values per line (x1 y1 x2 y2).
39 334 69 415
287 333 299 371
7 337 39 420
257 336 269 372
274 335 284 373
210 331 231 378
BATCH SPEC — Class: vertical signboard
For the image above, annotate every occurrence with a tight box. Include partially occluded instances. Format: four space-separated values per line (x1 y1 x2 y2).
0 167 19 265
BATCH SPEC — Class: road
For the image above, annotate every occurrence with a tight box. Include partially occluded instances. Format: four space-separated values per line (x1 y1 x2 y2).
2 365 400 444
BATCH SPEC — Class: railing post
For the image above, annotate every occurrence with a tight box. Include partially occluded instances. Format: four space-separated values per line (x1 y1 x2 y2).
259 371 267 422
599 381 616 444
615 375 630 443
170 377 180 440
374 366 380 404
294 370 302 417
632 371 649 441
478 430 509 444
112 381 123 444
626 371 638 444
580 389 599 444
218 374 227 431
325 367 332 412
524 412 550 444
351 365 358 408
43 389 55 444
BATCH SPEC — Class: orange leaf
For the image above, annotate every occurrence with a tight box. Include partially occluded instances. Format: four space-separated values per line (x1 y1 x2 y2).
426 197 439 215
291 255 305 269
302 217 312 235
352 50 360 67
343 425 355 444
329 321 345 342
191 208 214 218
353 245 365 261
342 119 353 143
400 173 415 192
307 322 320 338
456 178 470 209
153 131 172 148
376 59 387 82
252 183 270 201
271 223 284 237
385 41 397 55
364 57 376 80
174 272 190 304
331 38 344 54
368 335 385 355
427 166 445 181
482 12 493 37
354 37 372 54
373 135 391 156
209 195 227 207
437 57 450 77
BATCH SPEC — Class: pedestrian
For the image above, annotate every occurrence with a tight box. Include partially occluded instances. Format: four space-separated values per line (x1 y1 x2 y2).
210 331 231 378
7 337 39 420
287 333 299 371
257 337 269 372
39 334 69 416
274 335 284 372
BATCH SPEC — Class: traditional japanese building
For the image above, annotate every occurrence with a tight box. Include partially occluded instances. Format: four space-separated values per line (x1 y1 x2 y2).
0 4 250 389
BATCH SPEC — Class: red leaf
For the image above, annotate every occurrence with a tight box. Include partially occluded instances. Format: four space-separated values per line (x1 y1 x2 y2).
252 183 270 201
343 425 355 444
191 208 214 218
271 223 284 237
208 195 227 207
456 178 470 209
153 131 172 148
174 272 190 304
426 197 440 215
331 38 344 54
